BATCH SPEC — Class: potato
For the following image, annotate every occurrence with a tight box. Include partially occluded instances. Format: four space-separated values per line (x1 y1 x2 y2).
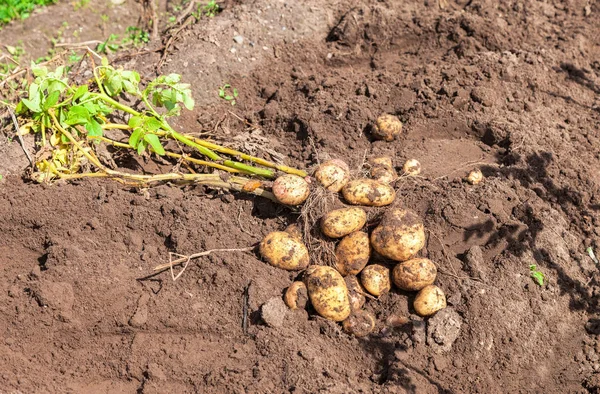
259 231 310 271
342 179 396 207
373 114 403 141
335 231 371 276
305 265 351 321
320 207 367 239
272 174 310 205
370 208 425 261
284 281 308 310
360 264 391 296
342 310 376 337
314 159 350 192
466 169 483 185
284 223 303 240
344 275 366 310
414 285 446 316
369 157 397 184
392 258 437 291
402 159 421 176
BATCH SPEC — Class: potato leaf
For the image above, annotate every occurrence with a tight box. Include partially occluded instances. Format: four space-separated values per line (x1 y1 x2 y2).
143 133 165 155
128 128 144 148
85 118 103 138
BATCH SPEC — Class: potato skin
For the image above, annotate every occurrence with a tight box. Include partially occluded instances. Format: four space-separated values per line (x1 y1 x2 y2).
414 285 446 316
284 223 303 240
272 174 310 205
373 114 403 141
370 208 425 261
321 207 367 239
467 169 483 185
335 231 371 276
342 179 396 207
392 258 437 291
369 157 397 184
284 281 308 310
259 231 310 271
314 160 350 192
342 310 376 337
360 264 391 296
305 266 351 321
344 275 366 311
402 159 421 176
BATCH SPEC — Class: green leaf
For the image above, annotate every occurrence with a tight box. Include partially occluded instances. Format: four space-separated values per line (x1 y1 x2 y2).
43 91 61 110
101 57 109 67
21 98 42 113
182 94 194 110
32 64 48 78
529 265 545 286
73 85 88 101
145 117 163 131
128 116 143 128
65 106 90 125
129 128 144 148
144 134 165 155
85 118 103 138
137 140 147 155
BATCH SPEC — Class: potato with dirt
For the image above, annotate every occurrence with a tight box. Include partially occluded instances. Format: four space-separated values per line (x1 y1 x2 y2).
360 264 391 296
342 310 376 337
392 258 437 291
372 114 403 141
402 159 421 176
344 275 367 310
414 285 446 316
342 179 396 207
321 207 367 238
370 208 425 261
369 157 397 184
304 265 351 321
314 159 350 192
335 231 371 276
284 281 309 310
272 174 310 205
260 231 310 271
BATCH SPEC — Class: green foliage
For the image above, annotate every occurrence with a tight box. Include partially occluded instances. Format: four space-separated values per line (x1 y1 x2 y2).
96 26 150 54
529 265 545 286
218 84 238 106
192 0 220 20
0 0 57 27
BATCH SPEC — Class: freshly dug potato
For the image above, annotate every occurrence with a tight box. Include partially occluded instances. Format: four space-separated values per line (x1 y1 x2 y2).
284 223 303 240
369 157 397 184
314 159 350 192
370 208 425 261
344 275 366 310
342 310 376 337
335 231 371 276
392 258 437 291
361 264 391 296
342 179 396 207
321 207 367 239
414 285 446 316
466 169 483 185
260 231 310 271
284 281 308 310
402 159 421 176
305 265 351 321
373 114 402 141
272 174 310 205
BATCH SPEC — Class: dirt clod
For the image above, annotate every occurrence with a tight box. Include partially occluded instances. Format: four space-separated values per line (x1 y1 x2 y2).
261 297 287 328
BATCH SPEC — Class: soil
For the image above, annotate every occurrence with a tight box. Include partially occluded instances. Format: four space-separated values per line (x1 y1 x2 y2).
2 0 600 392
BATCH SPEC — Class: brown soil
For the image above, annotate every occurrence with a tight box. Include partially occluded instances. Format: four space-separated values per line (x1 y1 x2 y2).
2 0 600 392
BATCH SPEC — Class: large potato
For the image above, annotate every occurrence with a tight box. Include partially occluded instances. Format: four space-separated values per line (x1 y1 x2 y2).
321 207 367 239
272 174 310 205
344 275 366 310
392 258 437 291
335 231 371 276
314 160 350 192
370 208 425 261
360 264 391 296
259 231 310 271
284 281 308 310
342 310 376 337
342 179 396 207
305 265 351 321
414 285 446 316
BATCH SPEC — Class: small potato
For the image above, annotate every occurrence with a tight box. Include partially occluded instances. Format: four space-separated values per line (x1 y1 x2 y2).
284 281 308 310
272 174 310 205
321 207 367 239
260 231 310 271
392 258 437 291
335 232 371 276
360 264 391 296
414 285 446 316
402 159 421 176
370 208 425 262
344 275 366 310
342 179 396 207
284 223 303 240
342 310 376 337
373 114 403 141
466 169 483 185
369 157 397 184
305 265 351 321
314 160 350 192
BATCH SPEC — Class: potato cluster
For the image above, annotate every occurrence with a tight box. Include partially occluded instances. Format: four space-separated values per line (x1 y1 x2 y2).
261 155 447 337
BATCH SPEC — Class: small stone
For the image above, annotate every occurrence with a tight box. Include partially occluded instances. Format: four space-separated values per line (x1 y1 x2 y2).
233 35 244 44
261 297 287 328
